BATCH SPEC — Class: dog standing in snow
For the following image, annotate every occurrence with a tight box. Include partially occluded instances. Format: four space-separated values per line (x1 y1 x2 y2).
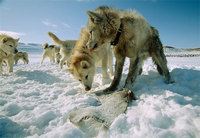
0 34 19 73
14 51 29 64
66 28 113 91
86 6 174 91
47 32 76 68
41 42 61 64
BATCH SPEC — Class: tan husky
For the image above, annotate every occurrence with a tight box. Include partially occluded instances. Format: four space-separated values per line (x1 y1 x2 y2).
47 32 76 68
14 51 29 64
66 28 113 91
86 6 173 91
41 42 61 64
0 34 19 73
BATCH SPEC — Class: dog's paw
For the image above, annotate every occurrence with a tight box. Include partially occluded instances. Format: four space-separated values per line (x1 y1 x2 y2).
165 76 175 84
166 79 175 84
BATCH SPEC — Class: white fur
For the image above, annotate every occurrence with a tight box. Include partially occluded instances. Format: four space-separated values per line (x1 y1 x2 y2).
14 51 29 64
0 34 19 73
41 42 61 64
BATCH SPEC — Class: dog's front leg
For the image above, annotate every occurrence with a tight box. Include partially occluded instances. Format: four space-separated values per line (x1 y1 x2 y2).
104 56 125 92
0 60 3 73
52 55 55 63
7 57 14 73
124 56 142 89
101 55 109 79
14 59 18 64
59 56 67 69
41 55 46 64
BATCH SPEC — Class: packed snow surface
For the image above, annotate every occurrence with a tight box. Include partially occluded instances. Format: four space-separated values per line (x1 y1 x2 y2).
0 43 200 138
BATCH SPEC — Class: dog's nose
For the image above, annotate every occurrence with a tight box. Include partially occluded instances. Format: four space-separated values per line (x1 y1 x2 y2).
93 43 98 49
15 49 18 54
85 86 91 91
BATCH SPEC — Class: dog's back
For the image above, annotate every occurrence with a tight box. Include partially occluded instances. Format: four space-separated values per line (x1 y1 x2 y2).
47 32 77 68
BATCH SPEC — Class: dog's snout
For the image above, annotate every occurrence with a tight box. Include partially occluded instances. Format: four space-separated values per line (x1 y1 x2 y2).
85 86 91 91
88 43 98 52
93 43 97 49
15 49 18 54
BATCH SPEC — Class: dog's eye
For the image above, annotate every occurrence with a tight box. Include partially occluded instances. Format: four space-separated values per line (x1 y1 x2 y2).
9 45 13 47
85 75 88 79
78 79 81 82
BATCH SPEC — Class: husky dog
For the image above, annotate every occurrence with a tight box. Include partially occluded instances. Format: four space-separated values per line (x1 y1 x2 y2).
47 32 76 68
14 51 29 64
66 28 113 91
0 34 19 73
86 6 173 91
41 42 61 64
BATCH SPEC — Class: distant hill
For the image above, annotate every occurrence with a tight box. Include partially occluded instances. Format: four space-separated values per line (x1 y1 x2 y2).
17 43 200 57
18 42 43 54
163 46 200 57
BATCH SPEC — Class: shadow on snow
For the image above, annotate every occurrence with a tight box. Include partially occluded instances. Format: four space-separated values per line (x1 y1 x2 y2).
15 70 61 85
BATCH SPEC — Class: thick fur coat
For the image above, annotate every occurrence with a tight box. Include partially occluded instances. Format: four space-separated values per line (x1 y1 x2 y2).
86 6 173 91
0 34 19 73
14 51 29 64
47 32 76 68
66 28 113 91
41 42 61 64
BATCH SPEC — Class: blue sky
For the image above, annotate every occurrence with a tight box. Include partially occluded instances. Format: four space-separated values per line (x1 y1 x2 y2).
0 0 199 48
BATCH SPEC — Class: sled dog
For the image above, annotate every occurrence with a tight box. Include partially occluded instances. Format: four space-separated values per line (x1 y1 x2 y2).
47 32 76 68
0 34 19 73
86 6 173 91
66 28 113 91
14 51 29 64
41 42 61 64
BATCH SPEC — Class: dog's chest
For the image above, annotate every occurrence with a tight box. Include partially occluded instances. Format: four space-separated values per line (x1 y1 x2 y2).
0 50 9 58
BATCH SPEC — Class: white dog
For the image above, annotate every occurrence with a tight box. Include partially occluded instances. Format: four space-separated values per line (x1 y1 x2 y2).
41 42 61 64
14 51 29 64
0 34 19 73
47 32 76 68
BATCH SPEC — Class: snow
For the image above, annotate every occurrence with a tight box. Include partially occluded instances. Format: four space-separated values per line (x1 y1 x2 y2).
0 43 200 138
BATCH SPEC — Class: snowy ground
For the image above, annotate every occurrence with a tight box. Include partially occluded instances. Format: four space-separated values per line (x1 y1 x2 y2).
0 43 200 138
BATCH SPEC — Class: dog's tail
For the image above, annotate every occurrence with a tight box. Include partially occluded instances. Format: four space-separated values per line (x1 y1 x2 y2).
42 42 48 49
47 32 64 46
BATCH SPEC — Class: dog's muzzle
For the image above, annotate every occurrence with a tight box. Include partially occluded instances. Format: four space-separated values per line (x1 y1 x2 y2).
14 49 18 54
89 43 98 52
85 86 91 91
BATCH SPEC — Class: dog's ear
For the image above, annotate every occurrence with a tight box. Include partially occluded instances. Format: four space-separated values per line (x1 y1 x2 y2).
2 38 8 43
15 38 20 42
86 10 103 24
80 60 90 69
81 28 86 33
66 68 74 74
43 42 48 47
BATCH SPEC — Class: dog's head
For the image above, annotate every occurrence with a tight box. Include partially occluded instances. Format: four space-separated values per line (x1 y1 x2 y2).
86 7 120 51
0 35 19 54
66 58 95 91
42 42 49 49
